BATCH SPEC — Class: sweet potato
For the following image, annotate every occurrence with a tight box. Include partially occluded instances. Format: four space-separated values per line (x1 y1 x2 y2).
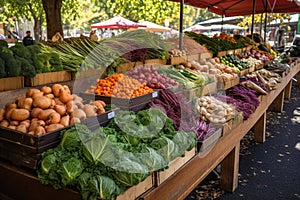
60 115 70 127
11 109 30 121
33 96 52 109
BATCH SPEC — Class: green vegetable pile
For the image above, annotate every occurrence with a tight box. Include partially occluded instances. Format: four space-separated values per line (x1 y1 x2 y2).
219 54 251 72
0 40 63 78
41 30 170 74
158 66 211 89
38 108 196 200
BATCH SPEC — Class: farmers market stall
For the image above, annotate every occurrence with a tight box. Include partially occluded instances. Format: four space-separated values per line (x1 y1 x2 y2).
0 30 299 200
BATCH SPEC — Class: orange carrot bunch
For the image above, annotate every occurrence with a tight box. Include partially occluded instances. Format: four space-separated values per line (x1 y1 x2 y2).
86 74 154 98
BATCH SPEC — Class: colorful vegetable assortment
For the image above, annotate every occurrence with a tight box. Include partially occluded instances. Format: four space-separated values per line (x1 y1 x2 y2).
85 73 154 98
219 54 251 72
38 109 196 200
196 96 236 124
0 84 107 135
127 66 179 89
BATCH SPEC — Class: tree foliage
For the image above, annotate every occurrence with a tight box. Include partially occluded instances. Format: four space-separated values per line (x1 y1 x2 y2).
238 13 292 28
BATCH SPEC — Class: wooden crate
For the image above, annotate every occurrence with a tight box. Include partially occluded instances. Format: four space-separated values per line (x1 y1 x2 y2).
199 52 213 60
217 51 227 57
170 56 186 65
72 68 106 80
154 148 196 186
221 112 243 136
234 48 242 55
197 129 222 153
202 81 217 96
227 50 234 55
145 59 167 65
0 76 24 92
116 62 143 73
25 71 71 86
239 69 249 77
117 175 154 200
248 66 256 73
182 87 203 102
217 76 240 90
186 54 200 62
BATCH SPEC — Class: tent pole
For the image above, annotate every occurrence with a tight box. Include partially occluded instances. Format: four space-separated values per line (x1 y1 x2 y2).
251 0 256 39
260 13 263 36
179 0 184 51
264 0 268 43
221 14 224 32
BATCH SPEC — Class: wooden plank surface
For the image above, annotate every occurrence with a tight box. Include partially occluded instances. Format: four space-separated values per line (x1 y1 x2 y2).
284 80 292 100
253 112 266 143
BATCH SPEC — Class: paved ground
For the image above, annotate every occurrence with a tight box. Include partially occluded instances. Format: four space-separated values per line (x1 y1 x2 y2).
186 83 300 200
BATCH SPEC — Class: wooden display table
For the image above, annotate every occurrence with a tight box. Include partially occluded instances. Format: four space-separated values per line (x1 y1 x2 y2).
0 63 299 200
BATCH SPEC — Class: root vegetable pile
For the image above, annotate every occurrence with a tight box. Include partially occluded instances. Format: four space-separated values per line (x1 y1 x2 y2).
86 73 154 98
0 84 106 136
127 66 179 89
196 96 236 124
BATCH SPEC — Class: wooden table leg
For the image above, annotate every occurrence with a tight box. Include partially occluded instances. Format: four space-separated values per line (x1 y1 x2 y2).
268 90 284 113
284 80 292 100
220 142 240 192
253 112 266 143
296 72 300 87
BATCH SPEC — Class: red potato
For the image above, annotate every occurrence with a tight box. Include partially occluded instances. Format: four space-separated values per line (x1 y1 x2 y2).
10 109 30 121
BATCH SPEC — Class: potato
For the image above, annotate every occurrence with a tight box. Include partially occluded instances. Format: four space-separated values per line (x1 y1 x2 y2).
41 86 52 95
47 112 61 125
72 109 86 120
83 104 96 117
54 105 66 116
0 120 9 128
45 93 55 99
60 115 70 127
8 125 16 130
10 121 19 126
5 103 17 112
29 120 45 132
26 88 41 98
33 96 52 109
16 124 27 133
54 98 64 106
52 84 63 97
18 97 33 111
59 89 73 103
70 117 81 125
32 92 44 99
45 124 64 133
11 109 30 121
20 120 31 129
38 109 56 121
34 126 46 136
0 108 5 121
31 108 43 118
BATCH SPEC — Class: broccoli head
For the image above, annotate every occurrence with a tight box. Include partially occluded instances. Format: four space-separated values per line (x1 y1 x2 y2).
0 57 6 78
0 40 8 48
10 42 32 61
0 46 13 56
0 52 21 77
15 56 36 78
26 44 41 58
49 52 63 71
33 53 52 73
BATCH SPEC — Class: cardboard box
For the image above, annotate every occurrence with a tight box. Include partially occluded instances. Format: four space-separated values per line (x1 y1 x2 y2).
0 76 24 92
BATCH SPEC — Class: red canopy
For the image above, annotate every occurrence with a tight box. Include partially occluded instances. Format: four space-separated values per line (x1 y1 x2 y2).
90 16 146 29
169 0 300 16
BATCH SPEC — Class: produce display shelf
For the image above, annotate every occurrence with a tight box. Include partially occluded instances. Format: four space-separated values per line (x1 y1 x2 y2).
0 76 24 92
197 128 222 154
24 71 72 87
80 91 158 108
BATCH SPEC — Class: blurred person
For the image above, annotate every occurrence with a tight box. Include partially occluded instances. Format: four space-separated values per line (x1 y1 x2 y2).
23 30 34 46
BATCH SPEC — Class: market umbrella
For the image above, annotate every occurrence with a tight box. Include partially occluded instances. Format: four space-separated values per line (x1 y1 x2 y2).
184 24 211 32
90 16 146 29
138 21 171 32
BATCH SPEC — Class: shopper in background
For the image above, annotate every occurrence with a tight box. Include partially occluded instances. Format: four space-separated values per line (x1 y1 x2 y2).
23 31 34 46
